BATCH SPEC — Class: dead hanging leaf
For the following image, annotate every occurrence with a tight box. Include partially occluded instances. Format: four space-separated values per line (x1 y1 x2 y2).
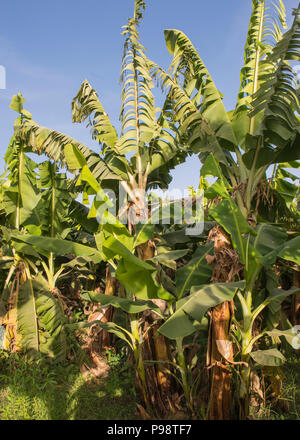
206 225 244 284
151 299 167 314
250 371 264 407
207 225 231 250
2 284 22 352
166 395 177 414
88 305 110 323
166 392 187 419
80 301 114 379
205 254 215 265
135 403 152 420
136 240 156 261
216 340 233 362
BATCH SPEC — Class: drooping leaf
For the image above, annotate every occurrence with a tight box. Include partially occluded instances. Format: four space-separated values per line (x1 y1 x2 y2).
67 320 134 349
152 249 189 270
81 291 163 317
252 223 288 256
250 348 286 366
72 79 118 149
243 8 300 168
5 229 103 263
159 281 245 339
278 235 300 264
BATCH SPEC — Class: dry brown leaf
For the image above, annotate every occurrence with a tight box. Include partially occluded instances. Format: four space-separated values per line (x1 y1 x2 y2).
136 403 152 420
205 254 215 265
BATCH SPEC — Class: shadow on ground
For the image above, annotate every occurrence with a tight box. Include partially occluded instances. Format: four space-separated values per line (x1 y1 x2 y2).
0 351 138 420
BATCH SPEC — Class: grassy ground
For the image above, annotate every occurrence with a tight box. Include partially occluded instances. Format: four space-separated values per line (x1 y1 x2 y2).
250 356 300 420
0 351 137 420
0 349 299 420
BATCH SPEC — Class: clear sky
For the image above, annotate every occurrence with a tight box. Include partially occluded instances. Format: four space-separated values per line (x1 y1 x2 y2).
0 0 298 192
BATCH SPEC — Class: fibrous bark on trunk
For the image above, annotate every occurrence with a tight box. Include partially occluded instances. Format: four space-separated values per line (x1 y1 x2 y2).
97 266 117 351
80 266 118 379
206 225 243 420
136 240 174 418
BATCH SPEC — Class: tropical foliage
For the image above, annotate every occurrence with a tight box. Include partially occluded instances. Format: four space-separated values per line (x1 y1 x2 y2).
0 0 299 421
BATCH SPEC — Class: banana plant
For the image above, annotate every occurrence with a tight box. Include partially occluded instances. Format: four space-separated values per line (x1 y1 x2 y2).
93 220 175 417
0 95 42 356
267 160 300 330
0 148 70 360
158 151 300 418
3 0 298 419
151 1 299 220
0 221 105 362
147 0 300 419
0 95 106 361
8 0 209 415
36 160 77 289
4 95 41 232
15 4 189 202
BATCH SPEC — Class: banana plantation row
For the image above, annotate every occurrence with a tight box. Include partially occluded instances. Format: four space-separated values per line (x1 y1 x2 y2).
0 0 299 420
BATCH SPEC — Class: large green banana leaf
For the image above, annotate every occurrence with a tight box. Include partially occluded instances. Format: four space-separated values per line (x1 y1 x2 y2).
159 281 245 339
3 228 103 263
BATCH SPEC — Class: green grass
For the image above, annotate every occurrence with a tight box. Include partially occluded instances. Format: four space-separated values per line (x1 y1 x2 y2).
251 356 300 420
0 351 137 420
0 349 299 420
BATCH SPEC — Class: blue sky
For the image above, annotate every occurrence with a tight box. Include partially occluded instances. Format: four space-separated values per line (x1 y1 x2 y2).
0 0 298 192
